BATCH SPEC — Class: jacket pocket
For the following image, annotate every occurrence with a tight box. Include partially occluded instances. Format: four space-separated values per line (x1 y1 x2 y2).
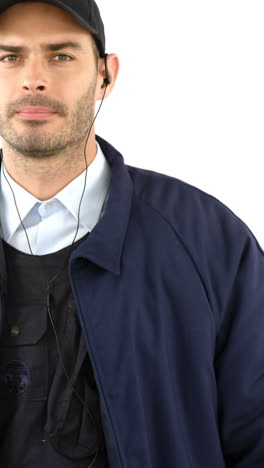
0 304 47 400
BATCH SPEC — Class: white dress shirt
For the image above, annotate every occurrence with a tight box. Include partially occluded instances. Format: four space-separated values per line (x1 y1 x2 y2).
0 142 111 255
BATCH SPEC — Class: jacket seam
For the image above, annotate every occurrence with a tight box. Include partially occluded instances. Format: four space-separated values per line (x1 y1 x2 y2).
127 166 264 257
134 193 217 334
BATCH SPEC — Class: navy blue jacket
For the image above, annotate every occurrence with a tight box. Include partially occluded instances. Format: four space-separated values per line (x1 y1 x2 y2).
3 136 264 467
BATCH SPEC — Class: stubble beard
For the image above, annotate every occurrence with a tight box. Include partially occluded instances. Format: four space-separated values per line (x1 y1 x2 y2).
0 79 97 161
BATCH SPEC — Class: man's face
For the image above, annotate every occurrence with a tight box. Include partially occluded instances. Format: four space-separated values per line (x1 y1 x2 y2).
0 1 100 159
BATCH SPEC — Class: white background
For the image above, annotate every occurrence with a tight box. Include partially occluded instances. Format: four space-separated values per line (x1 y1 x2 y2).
1 1 264 247
96 0 264 248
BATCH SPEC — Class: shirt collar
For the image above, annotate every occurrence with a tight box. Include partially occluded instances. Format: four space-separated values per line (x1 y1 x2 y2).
0 142 111 241
56 143 111 230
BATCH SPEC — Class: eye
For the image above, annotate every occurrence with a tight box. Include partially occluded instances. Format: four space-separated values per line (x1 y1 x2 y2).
53 54 73 61
0 55 19 62
0 54 73 62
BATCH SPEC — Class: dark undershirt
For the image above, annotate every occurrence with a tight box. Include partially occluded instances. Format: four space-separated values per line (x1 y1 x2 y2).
0 236 109 467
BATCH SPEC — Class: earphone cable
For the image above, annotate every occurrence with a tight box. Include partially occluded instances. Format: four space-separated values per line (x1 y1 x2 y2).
2 165 33 255
48 82 107 286
47 291 99 467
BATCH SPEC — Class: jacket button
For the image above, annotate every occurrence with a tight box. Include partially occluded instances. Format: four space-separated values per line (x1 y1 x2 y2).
9 325 20 337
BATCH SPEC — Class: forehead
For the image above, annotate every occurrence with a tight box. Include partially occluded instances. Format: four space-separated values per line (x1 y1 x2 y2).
0 1 91 41
0 2 93 55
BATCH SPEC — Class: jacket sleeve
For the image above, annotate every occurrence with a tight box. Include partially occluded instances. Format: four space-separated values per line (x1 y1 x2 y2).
214 233 264 466
144 173 264 465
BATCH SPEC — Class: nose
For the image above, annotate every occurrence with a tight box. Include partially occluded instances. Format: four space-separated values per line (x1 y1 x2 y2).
21 58 48 92
22 82 46 92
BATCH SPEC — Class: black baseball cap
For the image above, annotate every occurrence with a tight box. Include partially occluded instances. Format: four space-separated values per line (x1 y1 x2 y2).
0 0 106 57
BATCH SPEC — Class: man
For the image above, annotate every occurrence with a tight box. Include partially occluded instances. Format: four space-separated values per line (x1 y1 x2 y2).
0 1 263 467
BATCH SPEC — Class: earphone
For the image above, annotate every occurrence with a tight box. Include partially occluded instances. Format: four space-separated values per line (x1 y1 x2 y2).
103 53 111 86
0 53 111 468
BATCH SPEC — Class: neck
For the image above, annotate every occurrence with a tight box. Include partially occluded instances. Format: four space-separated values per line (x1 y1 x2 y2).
1 136 97 201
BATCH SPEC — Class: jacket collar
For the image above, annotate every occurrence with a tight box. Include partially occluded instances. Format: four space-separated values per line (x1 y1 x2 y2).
69 135 133 275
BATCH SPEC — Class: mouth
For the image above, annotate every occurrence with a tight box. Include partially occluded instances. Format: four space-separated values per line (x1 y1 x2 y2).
16 111 57 121
16 106 57 120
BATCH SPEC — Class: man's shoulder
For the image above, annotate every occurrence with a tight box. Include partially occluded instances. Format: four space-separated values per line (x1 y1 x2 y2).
126 162 238 223
96 135 262 253
126 163 263 255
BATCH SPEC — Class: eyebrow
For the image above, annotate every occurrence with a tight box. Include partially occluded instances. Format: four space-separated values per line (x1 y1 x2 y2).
0 41 85 53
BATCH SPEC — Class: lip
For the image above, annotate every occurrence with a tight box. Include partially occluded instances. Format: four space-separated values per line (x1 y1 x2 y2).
17 106 56 113
16 107 57 120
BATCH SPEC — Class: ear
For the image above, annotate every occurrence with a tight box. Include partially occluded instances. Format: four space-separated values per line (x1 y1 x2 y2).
95 53 120 101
